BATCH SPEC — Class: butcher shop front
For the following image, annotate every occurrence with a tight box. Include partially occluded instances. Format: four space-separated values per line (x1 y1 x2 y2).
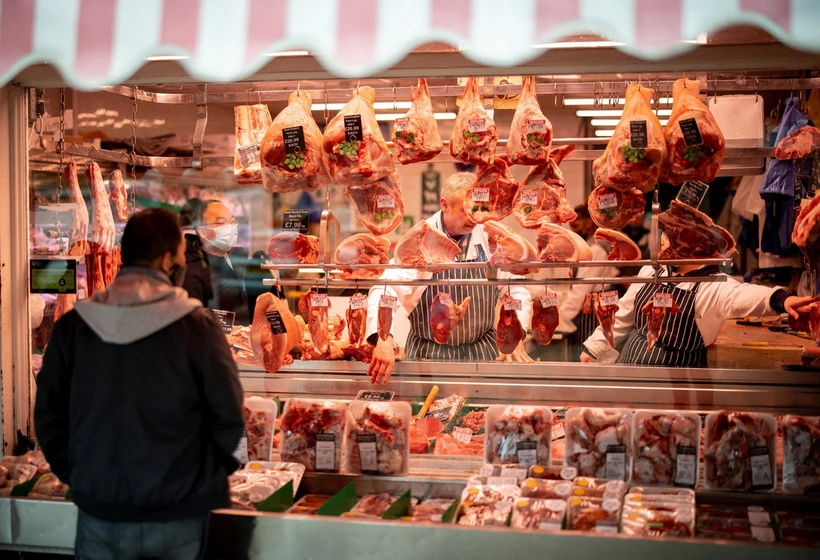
2 2 820 558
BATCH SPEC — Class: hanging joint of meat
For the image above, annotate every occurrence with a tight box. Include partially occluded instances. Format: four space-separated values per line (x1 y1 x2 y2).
463 156 519 224
344 173 405 236
594 229 641 261
108 169 129 222
507 76 553 165
429 293 472 344
588 185 645 231
514 144 576 228
484 220 538 275
532 294 560 345
251 293 304 373
792 195 820 248
267 232 319 264
346 294 368 346
298 291 330 354
393 78 443 164
334 233 391 279
496 298 525 354
394 221 460 272
85 162 120 297
234 104 272 185
536 223 593 269
377 294 396 341
592 293 619 350
64 160 89 255
641 298 681 351
658 200 736 259
450 77 498 166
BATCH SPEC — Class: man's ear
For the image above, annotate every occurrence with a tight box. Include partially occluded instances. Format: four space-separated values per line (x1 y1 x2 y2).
440 199 449 211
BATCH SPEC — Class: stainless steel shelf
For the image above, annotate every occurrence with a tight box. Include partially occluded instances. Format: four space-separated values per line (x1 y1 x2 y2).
261 258 733 271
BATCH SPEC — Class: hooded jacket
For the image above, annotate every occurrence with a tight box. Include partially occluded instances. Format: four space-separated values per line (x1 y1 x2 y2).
34 267 245 522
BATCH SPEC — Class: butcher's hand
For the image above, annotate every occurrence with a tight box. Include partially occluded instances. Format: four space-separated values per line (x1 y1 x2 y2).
784 294 820 319
368 335 396 385
496 341 534 364
580 352 595 363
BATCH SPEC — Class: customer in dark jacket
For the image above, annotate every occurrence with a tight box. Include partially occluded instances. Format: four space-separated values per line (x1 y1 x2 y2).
35 208 244 560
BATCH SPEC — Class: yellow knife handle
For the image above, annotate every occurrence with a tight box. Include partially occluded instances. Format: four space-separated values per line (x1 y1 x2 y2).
417 385 440 418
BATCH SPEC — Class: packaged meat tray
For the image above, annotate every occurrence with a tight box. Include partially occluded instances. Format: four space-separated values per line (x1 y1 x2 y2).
572 477 626 499
624 488 695 505
632 410 701 488
777 511 820 547
510 498 567 531
243 396 278 462
2 450 51 476
348 493 398 518
564 408 633 481
229 464 303 511
528 465 577 481
27 473 69 500
461 482 521 504
280 398 347 472
343 401 410 476
704 411 777 491
484 405 552 466
433 433 484 457
458 409 487 434
0 462 37 496
287 494 332 515
477 463 530 484
520 478 573 500
566 496 622 533
621 503 695 537
782 415 820 494
406 498 456 523
696 504 776 543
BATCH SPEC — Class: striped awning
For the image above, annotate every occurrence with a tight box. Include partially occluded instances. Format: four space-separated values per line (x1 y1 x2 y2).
2 0 819 89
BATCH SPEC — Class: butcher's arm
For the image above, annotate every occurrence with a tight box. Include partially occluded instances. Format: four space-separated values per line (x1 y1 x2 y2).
364 264 420 341
709 278 784 320
558 248 612 330
582 269 649 361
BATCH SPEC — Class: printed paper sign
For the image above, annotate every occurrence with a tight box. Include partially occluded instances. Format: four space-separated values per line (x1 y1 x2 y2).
676 180 710 209
237 142 261 167
540 293 559 308
379 295 397 309
471 187 490 202
310 293 329 307
315 433 336 472
344 114 363 142
679 118 703 146
356 434 378 474
599 291 619 306
503 298 522 311
283 126 306 153
604 444 626 480
30 259 77 294
282 209 310 234
468 118 487 133
349 293 367 310
355 390 395 401
749 446 773 489
520 191 539 206
212 310 236 334
516 441 538 466
376 195 395 208
526 119 547 133
674 445 697 488
265 310 287 335
394 117 411 132
597 193 618 210
653 292 674 308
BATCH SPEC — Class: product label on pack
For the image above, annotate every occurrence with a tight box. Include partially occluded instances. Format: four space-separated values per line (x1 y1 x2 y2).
653 292 674 308
503 298 522 311
674 445 697 488
539 521 562 531
560 466 577 480
516 441 538 466
468 117 487 133
487 476 520 487
471 187 490 202
540 293 559 308
310 293 329 307
520 191 539 206
436 292 453 305
749 446 773 489
751 526 776 543
212 310 236 334
605 444 627 480
452 426 473 444
379 294 397 309
265 310 287 334
349 293 367 310
500 467 529 482
282 208 310 234
600 291 619 306
376 194 395 208
595 521 619 534
394 117 411 132
237 142 261 168
551 422 565 441
679 118 703 146
676 180 710 209
232 431 249 465
30 258 77 294
526 119 547 133
355 390 395 402
629 120 648 148
344 114 362 143
315 433 337 472
356 434 379 474
747 507 772 526
283 126 306 154
597 192 618 210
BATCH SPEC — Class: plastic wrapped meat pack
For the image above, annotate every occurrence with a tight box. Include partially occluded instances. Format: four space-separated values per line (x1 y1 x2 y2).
228 462 305 510
288 494 332 515
621 502 695 537
0 462 37 496
571 477 626 500
407 498 455 523
348 493 398 518
343 401 411 475
484 406 552 466
632 410 701 488
704 411 776 491
782 415 820 494
28 473 69 500
520 478 573 500
564 408 633 481
458 481 520 528
510 498 566 531
280 398 347 472
528 465 577 481
243 396 278 462
566 496 622 533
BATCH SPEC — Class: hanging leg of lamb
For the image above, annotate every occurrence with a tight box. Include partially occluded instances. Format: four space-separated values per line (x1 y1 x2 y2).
429 293 472 344
513 144 576 228
792 195 820 247
536 223 593 263
592 294 619 350
344 173 405 236
347 305 367 346
267 232 319 264
298 291 329 354
86 162 116 253
659 200 736 259
641 299 681 351
450 77 498 166
496 302 525 354
588 185 645 231
483 220 538 275
506 76 553 165
335 233 391 280
108 170 129 222
394 221 460 271
595 229 641 261
251 293 304 373
775 125 820 160
64 161 89 255
377 301 393 342
463 156 519 224
531 298 560 345
393 78 443 164
234 104 272 185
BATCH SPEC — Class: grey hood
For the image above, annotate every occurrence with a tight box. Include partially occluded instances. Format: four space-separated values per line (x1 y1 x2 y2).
74 267 202 345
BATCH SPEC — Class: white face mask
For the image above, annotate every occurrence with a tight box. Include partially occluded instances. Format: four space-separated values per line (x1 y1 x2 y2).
201 223 237 252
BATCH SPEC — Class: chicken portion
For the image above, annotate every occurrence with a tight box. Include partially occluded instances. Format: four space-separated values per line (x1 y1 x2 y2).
632 411 700 486
429 293 472 344
564 407 633 480
704 411 776 491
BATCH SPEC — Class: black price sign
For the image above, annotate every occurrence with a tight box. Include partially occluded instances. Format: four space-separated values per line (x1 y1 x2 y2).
355 390 394 402
283 126 306 154
265 310 288 335
282 209 310 234
676 180 710 209
679 118 703 146
30 259 77 294
344 114 362 142
212 310 236 334
629 120 648 148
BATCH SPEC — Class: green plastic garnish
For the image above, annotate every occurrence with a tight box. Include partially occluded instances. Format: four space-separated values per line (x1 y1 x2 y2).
283 152 305 170
480 205 489 212
523 206 532 214
526 133 534 143
621 144 645 163
336 140 360 157
471 205 479 213
683 145 704 163
374 212 383 221
374 211 395 222
463 130 482 143
395 131 416 143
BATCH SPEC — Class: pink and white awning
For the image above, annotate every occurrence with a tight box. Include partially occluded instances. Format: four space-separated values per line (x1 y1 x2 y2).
1 0 818 89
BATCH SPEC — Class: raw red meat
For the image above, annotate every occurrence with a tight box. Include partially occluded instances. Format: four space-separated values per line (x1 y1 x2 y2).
588 185 645 231
591 293 618 349
809 303 820 344
792 195 820 247
233 104 271 185
298 291 330 355
251 293 303 373
393 78 442 164
450 77 497 165
594 229 641 261
334 233 390 280
430 293 472 344
410 417 444 453
64 161 89 254
532 297 560 345
483 220 538 275
261 90 331 193
660 79 725 185
641 299 681 351
496 299 525 354
267 232 319 264
108 170 128 222
704 411 776 491
514 144 576 228
394 221 460 271
507 76 552 165
86 162 116 253
536 223 593 262
463 157 519 224
593 84 666 193
659 200 736 259
377 297 394 341
775 125 820 160
322 86 395 184
345 172 405 235
346 303 367 346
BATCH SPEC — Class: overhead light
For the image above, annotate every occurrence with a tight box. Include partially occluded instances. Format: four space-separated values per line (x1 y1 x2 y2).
264 50 310 57
680 33 708 45
375 112 457 121
564 97 673 106
591 118 669 126
594 130 615 137
145 55 189 61
576 109 672 117
532 41 625 49
312 101 413 112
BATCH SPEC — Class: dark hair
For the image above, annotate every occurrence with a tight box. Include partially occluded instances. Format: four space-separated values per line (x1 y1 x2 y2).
121 209 183 267
574 204 591 220
179 198 203 227
192 199 222 228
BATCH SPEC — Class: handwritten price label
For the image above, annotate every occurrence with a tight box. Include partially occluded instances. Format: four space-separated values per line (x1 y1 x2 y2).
376 195 395 208
600 291 619 306
526 119 547 133
452 426 473 444
598 193 618 210
653 292 674 308
394 117 411 131
539 293 559 308
310 293 329 307
379 295 397 309
503 298 522 311
468 118 487 133
472 187 490 202
349 293 367 310
520 191 538 205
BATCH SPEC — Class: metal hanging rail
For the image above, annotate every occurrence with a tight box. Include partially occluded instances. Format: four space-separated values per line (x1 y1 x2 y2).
262 275 727 288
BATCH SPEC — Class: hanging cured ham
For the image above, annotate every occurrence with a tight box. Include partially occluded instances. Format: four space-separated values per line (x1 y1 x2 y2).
593 84 666 193
642 298 681 351
298 291 330 355
463 157 519 224
334 233 391 279
345 173 405 235
234 104 272 185
496 299 525 354
659 201 736 259
450 78 498 165
393 79 443 164
507 76 553 165
792 195 820 247
588 185 646 231
64 161 89 255
483 220 538 275
429 293 472 344
261 90 331 193
536 223 593 262
514 144 576 228
85 162 120 297
394 221 461 271
594 229 641 261
251 293 304 373
267 232 319 264
532 296 560 345
322 86 395 184
108 170 128 222
775 125 820 160
660 79 725 185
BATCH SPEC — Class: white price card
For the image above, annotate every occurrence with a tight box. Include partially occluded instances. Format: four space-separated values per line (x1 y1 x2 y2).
376 194 395 208
232 431 249 465
237 142 261 168
538 521 562 532
751 526 776 543
436 292 453 305
349 293 367 310
315 433 337 472
471 187 490 202
379 295 397 309
487 476 520 486
526 119 547 133
394 117 411 131
595 523 619 534
674 445 697 488
516 441 538 466
504 298 522 311
604 444 626 480
310 293 329 307
600 291 619 306
654 292 674 308
539 293 559 308
500 467 529 482
357 434 379 474
749 447 773 489
551 422 565 441
452 426 472 444
560 467 577 480
598 193 618 209
468 117 487 133
520 191 539 205
747 507 771 526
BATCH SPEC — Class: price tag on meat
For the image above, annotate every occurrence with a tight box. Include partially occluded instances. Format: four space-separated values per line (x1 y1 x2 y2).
747 507 771 526
597 193 618 210
629 120 648 148
394 117 411 132
521 191 539 206
501 467 529 481
265 310 288 335
653 292 674 308
232 431 249 465
674 445 697 488
749 446 773 489
237 142 261 168
452 426 473 444
676 180 709 209
551 422 565 441
539 293 559 308
355 390 395 401
488 476 519 486
379 295 397 309
310 293 329 307
356 434 379 474
599 291 619 306
516 441 538 466
349 293 367 310
344 114 363 142
283 126 306 154
282 208 310 234
376 195 395 208
560 467 577 480
503 298 522 311
315 433 336 472
679 118 703 146
595 522 619 534
751 526 776 543
471 187 490 202
212 310 236 334
604 444 627 480
468 117 487 133
437 292 452 305
526 119 547 133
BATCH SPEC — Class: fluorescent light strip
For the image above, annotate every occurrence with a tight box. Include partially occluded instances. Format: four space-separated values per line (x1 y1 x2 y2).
312 102 412 111
576 109 672 117
595 130 616 137
564 97 673 106
591 118 668 126
375 112 457 121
